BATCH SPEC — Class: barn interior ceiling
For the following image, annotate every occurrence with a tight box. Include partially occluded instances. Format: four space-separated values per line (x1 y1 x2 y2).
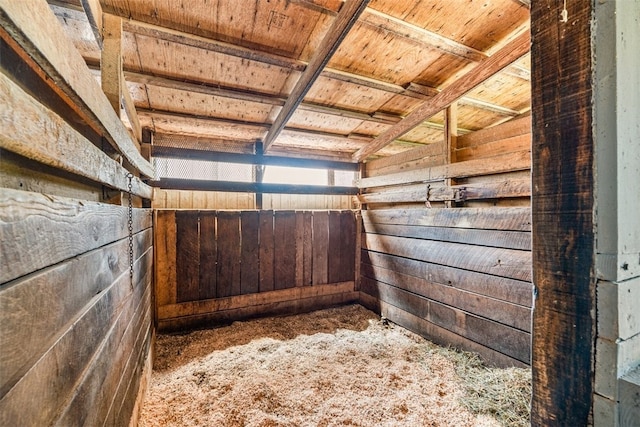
49 0 531 162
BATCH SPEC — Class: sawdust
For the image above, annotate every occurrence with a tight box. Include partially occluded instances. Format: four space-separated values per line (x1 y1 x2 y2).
140 305 529 427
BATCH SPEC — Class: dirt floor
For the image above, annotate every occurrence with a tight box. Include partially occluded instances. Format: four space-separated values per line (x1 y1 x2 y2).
140 305 530 427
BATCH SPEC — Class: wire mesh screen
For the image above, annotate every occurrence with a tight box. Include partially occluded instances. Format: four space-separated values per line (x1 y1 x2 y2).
154 158 255 182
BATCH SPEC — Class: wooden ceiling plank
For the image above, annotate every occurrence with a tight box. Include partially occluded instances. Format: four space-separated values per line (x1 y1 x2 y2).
262 0 371 152
352 31 531 161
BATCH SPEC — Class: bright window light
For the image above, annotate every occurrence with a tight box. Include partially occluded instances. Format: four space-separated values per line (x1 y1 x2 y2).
262 166 327 186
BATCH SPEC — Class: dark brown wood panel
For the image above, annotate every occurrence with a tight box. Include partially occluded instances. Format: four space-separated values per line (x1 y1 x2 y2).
364 233 531 282
175 210 200 303
294 211 304 287
361 276 530 363
360 261 531 331
531 0 595 424
274 211 296 290
362 207 532 231
339 211 356 282
327 211 343 284
302 212 313 286
199 211 217 300
362 250 532 307
259 210 275 292
364 223 531 251
312 211 329 285
240 211 260 295
216 211 241 297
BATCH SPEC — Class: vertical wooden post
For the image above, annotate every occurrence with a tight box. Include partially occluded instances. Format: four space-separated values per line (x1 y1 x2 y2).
255 141 264 210
530 1 595 425
444 103 458 207
101 13 122 116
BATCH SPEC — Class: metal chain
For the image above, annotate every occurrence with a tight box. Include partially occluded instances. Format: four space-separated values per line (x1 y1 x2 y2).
126 173 134 289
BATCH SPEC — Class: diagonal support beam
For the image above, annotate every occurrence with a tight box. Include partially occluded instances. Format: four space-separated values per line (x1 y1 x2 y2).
353 31 531 161
262 0 370 152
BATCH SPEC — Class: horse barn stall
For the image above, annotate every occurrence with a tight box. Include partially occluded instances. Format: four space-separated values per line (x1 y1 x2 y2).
1 0 639 425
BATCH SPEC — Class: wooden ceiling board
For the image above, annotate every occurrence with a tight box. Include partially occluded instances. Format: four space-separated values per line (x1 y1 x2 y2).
465 72 531 112
413 53 473 88
275 129 370 153
401 123 444 144
303 75 396 113
368 0 529 52
377 93 424 116
131 34 294 95
287 109 365 135
142 84 275 123
139 112 268 140
102 0 327 58
153 133 256 153
327 22 450 86
51 4 100 57
456 105 507 131
126 81 151 109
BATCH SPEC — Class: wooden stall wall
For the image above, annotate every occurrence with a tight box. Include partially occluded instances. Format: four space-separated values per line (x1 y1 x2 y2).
0 2 155 425
155 209 358 331
357 115 533 367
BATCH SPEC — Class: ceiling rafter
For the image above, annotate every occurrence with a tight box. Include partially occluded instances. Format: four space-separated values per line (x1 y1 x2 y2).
352 31 531 161
262 0 370 152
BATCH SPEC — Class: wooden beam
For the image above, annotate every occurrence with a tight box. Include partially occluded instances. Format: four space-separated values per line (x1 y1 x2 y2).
121 72 142 142
150 179 359 195
0 70 152 199
0 1 154 177
151 146 359 171
356 149 531 188
262 0 370 152
101 13 122 115
79 0 103 48
353 31 531 161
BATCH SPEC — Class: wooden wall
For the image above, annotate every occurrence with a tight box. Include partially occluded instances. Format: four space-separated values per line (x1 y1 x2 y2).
0 190 153 426
155 209 358 331
0 3 155 425
152 189 353 210
358 115 533 367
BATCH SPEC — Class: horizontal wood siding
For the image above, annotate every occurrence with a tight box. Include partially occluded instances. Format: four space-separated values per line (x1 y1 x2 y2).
0 189 153 426
155 209 358 331
360 207 533 367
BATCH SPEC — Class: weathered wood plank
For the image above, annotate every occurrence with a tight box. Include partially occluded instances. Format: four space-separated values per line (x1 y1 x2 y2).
362 250 532 307
101 13 123 115
0 0 154 177
259 210 275 292
327 211 343 284
199 211 217 300
240 211 260 295
175 211 200 303
154 210 177 307
361 207 532 231
294 211 305 287
216 211 241 297
356 150 531 188
302 211 313 286
455 134 530 162
274 211 297 290
359 293 527 368
363 223 531 250
456 114 531 148
363 233 531 282
0 229 151 397
312 211 329 285
0 71 152 198
339 211 356 282
360 277 530 363
0 188 151 285
79 0 103 48
158 281 355 326
0 245 152 426
530 0 595 424
360 262 531 331
365 141 444 173
53 256 152 426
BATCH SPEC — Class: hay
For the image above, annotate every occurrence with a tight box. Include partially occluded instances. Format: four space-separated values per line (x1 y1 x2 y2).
140 305 530 426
